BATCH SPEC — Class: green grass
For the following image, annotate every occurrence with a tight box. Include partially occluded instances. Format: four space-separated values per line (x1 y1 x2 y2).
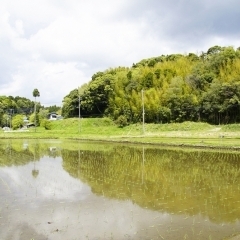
143 121 213 131
221 124 240 132
1 118 240 149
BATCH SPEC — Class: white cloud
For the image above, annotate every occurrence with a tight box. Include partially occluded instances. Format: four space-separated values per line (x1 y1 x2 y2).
1 0 240 106
10 61 87 105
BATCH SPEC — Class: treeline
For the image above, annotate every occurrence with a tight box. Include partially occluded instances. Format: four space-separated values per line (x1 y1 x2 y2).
0 96 34 127
62 45 240 125
0 95 34 114
0 95 61 128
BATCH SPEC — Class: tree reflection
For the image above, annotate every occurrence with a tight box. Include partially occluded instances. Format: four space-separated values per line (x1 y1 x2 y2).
62 146 240 224
32 143 39 178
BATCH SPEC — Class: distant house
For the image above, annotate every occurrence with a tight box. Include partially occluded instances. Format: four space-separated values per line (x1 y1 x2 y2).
48 112 57 120
47 112 63 121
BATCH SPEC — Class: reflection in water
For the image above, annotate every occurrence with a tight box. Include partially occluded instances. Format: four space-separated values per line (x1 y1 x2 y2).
63 145 240 223
32 143 39 178
62 143 240 239
0 140 240 239
142 146 145 185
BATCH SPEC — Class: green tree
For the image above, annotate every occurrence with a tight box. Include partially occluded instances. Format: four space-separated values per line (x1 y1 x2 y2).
33 89 40 99
11 114 24 130
1 114 10 127
62 89 79 118
80 74 114 116
33 89 40 130
46 105 61 113
207 45 222 55
38 108 49 125
163 77 198 122
29 112 40 125
143 72 154 88
15 96 34 114
201 81 240 124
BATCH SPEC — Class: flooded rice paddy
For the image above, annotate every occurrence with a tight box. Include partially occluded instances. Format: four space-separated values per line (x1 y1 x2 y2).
0 139 240 240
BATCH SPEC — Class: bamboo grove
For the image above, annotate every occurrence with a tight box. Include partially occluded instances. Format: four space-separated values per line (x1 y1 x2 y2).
62 46 240 125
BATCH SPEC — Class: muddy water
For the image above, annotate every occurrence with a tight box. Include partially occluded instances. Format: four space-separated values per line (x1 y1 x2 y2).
0 140 240 240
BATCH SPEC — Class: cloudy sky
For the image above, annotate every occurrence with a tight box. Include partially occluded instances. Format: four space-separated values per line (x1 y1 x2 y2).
1 0 240 106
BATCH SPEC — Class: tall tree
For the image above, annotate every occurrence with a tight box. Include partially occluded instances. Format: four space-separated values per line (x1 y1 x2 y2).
33 89 40 131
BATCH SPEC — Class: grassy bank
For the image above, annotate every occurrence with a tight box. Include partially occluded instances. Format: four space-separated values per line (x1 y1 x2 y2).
1 118 240 149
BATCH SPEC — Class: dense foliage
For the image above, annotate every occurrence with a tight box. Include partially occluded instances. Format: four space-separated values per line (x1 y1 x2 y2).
0 95 60 128
63 46 240 125
0 96 35 127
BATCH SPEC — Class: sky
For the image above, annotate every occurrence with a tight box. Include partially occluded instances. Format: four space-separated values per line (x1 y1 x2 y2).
1 0 240 106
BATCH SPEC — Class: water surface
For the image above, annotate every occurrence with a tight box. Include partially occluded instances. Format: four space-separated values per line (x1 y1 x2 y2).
0 139 240 239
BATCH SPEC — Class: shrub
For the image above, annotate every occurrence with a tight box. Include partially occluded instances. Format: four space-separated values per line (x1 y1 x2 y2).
40 119 52 130
115 115 128 128
12 114 24 130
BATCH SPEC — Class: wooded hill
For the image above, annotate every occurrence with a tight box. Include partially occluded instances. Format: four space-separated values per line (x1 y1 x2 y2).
62 46 240 125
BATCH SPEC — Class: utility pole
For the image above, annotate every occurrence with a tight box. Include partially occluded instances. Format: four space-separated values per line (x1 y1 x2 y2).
141 89 145 135
34 99 37 132
142 146 145 184
78 87 81 133
10 109 13 129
